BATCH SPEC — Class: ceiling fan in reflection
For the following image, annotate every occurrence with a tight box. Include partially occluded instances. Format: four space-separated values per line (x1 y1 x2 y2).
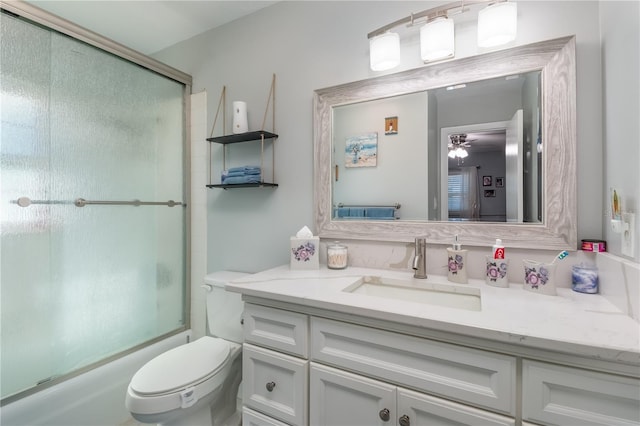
448 133 476 165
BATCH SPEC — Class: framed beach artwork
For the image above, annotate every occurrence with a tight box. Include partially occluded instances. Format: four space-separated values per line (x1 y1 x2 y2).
345 132 378 168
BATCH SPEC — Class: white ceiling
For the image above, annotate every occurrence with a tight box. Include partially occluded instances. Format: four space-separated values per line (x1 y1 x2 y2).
26 1 279 54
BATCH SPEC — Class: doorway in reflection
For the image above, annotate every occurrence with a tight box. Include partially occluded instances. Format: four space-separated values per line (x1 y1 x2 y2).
432 71 542 223
447 129 508 221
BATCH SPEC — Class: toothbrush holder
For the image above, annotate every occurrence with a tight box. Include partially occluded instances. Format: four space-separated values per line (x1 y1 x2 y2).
486 256 509 288
522 259 557 296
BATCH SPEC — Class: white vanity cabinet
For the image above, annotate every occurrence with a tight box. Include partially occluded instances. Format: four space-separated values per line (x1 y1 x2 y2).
241 301 640 426
241 303 517 425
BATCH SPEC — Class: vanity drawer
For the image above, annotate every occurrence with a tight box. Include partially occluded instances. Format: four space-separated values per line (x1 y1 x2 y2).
242 407 290 426
243 343 308 426
244 303 309 358
523 360 640 425
311 317 516 415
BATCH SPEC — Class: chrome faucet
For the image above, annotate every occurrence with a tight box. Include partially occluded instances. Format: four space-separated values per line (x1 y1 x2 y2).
412 237 427 279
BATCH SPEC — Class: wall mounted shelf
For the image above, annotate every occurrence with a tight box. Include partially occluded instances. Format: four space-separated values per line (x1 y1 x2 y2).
207 182 279 189
208 130 277 145
206 75 278 189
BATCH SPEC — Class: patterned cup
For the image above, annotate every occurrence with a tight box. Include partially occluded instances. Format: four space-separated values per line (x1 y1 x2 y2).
522 260 557 296
486 256 509 288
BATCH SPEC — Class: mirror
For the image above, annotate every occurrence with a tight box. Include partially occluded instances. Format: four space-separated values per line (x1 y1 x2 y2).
314 36 576 249
331 71 541 223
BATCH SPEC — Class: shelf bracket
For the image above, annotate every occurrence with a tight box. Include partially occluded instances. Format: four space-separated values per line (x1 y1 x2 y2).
209 86 227 184
261 73 276 133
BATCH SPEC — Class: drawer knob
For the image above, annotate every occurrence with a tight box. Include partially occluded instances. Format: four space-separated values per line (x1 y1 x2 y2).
399 415 410 426
378 408 390 421
266 381 276 392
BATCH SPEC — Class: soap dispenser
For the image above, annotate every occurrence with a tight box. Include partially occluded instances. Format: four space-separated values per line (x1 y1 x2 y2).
447 235 468 284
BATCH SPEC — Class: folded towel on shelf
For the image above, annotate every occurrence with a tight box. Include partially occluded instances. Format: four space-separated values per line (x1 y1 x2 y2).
221 165 262 184
226 166 261 174
365 207 396 218
222 167 261 178
221 174 262 185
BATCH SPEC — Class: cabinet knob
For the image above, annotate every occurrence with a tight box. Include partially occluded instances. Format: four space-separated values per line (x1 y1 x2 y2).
399 415 410 426
266 381 276 392
378 408 390 421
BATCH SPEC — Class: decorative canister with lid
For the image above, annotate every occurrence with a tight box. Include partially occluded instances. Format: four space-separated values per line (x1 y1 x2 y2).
327 241 348 269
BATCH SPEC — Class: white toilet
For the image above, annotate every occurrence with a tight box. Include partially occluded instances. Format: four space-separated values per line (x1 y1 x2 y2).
126 271 248 426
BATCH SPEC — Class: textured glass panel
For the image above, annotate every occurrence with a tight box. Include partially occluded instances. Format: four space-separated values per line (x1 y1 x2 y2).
1 14 186 400
1 12 56 399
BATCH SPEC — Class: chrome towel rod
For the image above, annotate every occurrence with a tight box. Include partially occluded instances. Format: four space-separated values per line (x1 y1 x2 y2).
13 196 183 208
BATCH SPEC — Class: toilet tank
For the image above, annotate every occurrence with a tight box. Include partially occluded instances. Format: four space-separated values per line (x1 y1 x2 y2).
203 271 249 344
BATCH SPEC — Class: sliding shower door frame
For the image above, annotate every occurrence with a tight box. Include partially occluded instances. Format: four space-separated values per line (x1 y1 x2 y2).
1 0 193 405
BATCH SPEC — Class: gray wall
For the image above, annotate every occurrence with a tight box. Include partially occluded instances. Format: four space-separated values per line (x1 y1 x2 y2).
600 2 640 261
333 92 429 220
154 1 639 270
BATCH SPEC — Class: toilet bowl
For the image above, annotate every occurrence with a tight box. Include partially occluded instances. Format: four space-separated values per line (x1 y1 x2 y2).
126 271 248 426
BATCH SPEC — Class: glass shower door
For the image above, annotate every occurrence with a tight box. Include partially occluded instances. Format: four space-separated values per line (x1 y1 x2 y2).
1 12 187 400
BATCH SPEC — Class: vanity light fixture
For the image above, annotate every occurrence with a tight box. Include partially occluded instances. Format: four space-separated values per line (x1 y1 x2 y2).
477 1 517 47
420 17 455 62
368 0 517 71
369 32 401 71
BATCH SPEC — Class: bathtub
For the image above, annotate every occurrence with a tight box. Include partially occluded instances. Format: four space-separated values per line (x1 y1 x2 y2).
1 331 191 426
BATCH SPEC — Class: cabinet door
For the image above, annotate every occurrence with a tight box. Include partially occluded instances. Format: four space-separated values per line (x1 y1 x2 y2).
523 360 640 426
243 343 308 426
310 362 396 426
397 388 515 426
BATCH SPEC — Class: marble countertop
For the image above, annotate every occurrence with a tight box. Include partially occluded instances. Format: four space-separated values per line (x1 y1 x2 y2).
225 265 640 366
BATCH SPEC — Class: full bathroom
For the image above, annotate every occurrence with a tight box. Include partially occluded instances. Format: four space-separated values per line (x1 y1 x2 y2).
0 1 638 426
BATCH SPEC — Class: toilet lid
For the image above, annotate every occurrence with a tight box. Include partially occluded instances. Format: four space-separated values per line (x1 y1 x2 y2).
130 336 230 396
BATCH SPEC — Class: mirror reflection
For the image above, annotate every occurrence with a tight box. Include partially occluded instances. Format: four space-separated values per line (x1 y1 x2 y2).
332 71 541 223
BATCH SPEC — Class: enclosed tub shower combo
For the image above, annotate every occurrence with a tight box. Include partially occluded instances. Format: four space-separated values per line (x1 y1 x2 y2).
1 3 192 425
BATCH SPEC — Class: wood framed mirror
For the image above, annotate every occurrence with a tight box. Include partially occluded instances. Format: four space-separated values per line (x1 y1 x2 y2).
313 36 576 249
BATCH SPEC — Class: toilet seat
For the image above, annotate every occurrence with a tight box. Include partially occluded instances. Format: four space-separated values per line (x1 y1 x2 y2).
130 336 230 396
126 337 242 419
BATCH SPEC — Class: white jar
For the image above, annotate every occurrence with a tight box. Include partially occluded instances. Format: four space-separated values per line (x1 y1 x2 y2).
327 241 348 269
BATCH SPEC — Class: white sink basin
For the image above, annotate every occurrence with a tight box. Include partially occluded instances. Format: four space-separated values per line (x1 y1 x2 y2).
343 276 481 311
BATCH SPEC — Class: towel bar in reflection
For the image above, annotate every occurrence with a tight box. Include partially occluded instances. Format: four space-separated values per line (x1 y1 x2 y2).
336 202 401 209
13 196 184 208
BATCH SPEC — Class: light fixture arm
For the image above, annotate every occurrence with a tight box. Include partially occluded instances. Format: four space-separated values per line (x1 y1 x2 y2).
367 0 501 39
